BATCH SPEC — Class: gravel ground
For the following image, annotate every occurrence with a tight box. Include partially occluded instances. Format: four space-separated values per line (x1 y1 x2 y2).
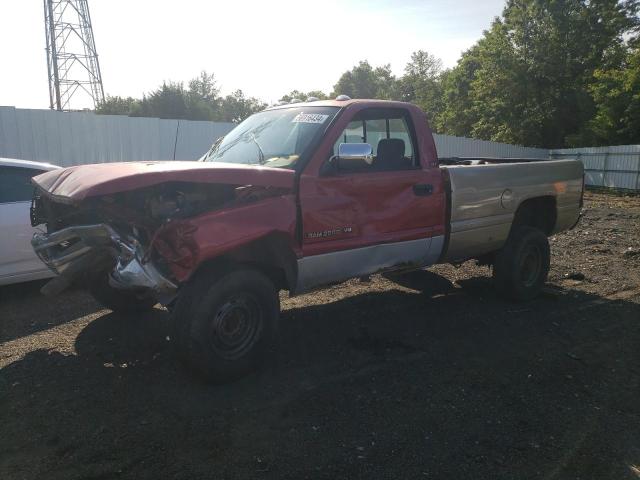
1 191 639 480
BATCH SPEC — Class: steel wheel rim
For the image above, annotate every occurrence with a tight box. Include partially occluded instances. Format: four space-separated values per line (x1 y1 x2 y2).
209 293 262 360
519 244 542 288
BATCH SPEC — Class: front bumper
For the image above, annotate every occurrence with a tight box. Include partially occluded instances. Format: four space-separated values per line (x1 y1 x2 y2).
32 224 177 297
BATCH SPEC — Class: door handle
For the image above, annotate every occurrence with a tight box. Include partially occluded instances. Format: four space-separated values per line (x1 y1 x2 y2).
413 184 433 196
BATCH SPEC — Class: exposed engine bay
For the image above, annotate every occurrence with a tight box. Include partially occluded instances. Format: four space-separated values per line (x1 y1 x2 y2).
30 181 288 304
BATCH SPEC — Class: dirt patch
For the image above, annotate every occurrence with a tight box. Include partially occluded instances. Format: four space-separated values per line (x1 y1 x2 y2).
1 192 640 479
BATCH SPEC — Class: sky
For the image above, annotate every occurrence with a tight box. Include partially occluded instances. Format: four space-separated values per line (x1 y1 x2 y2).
0 0 506 110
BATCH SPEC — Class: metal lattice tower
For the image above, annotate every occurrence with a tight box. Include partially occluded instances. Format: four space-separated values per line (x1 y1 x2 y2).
44 0 105 111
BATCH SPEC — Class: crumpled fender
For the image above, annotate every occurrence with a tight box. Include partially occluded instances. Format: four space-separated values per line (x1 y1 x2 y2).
152 194 299 281
32 161 295 204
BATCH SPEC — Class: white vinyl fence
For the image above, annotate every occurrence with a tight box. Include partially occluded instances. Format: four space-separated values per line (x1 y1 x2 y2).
1 106 638 191
433 133 548 159
0 106 234 166
551 145 640 191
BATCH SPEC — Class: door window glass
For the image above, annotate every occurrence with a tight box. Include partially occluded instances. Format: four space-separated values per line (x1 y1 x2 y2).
332 109 418 172
389 118 414 158
333 121 364 152
365 119 386 155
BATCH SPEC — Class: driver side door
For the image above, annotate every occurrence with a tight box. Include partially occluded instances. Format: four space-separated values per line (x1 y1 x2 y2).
296 107 445 292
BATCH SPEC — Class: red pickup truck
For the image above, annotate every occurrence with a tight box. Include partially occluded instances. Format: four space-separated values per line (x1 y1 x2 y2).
31 98 584 382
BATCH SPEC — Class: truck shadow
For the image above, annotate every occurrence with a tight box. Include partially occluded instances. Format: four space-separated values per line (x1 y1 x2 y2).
0 280 101 343
2 271 640 479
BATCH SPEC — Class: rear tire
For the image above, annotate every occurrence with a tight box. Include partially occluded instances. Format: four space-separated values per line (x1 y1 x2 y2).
88 274 157 313
169 266 279 384
492 226 550 301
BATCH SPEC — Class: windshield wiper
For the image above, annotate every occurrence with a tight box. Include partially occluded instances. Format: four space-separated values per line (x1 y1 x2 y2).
200 136 224 161
250 133 265 165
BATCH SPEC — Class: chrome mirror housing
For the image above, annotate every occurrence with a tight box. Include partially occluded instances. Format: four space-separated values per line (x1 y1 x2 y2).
337 143 373 162
321 143 374 176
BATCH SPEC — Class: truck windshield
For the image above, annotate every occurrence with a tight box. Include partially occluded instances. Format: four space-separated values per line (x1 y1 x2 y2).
202 106 339 169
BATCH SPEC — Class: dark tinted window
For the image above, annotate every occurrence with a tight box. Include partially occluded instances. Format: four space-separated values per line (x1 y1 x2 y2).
0 166 42 203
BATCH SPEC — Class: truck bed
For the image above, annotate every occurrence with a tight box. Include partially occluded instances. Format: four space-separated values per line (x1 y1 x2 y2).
440 158 583 262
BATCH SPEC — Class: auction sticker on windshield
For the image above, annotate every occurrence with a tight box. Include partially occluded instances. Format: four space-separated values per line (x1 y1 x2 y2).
292 113 329 124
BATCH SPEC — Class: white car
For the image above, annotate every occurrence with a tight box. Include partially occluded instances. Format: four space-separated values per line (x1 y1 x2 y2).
0 158 61 286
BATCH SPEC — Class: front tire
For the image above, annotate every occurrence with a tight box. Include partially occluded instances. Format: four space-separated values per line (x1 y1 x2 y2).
169 267 279 384
492 226 550 301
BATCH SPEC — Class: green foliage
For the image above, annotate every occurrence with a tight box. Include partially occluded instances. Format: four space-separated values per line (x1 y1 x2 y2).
219 90 267 123
279 90 329 103
96 96 140 115
467 18 541 146
188 71 219 103
437 46 482 137
584 47 640 145
135 82 190 119
331 61 400 100
399 50 446 131
186 71 222 120
96 71 264 123
439 0 639 148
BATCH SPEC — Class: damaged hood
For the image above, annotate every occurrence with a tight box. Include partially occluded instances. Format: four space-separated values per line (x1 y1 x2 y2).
32 161 295 203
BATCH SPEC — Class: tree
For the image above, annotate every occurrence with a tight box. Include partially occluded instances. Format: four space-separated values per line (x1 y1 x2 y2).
306 90 330 101
95 73 265 123
399 50 445 128
438 0 639 148
132 82 190 119
585 47 640 145
186 71 221 120
279 90 307 103
404 50 443 80
96 71 227 121
468 18 542 145
278 90 329 103
188 71 219 103
437 45 482 137
95 95 140 115
332 61 400 99
219 90 266 123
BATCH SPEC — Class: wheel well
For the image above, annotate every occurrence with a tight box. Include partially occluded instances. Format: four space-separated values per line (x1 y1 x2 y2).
511 196 557 236
192 233 297 292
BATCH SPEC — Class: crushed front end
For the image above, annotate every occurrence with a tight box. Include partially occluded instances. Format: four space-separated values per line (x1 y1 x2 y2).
29 181 238 304
28 159 297 309
31 222 177 300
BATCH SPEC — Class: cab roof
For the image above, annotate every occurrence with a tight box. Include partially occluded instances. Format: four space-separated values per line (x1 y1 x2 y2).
265 98 419 111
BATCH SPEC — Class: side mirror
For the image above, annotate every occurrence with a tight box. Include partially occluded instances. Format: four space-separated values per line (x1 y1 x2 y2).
321 143 374 176
337 143 373 162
